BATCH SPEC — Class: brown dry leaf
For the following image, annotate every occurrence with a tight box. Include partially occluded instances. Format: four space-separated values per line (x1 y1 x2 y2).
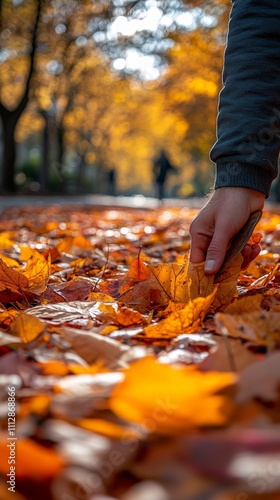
0 258 29 294
22 253 51 294
250 263 280 288
43 277 92 303
143 289 216 339
10 313 45 343
199 338 257 373
215 310 280 345
236 351 280 404
110 356 236 433
26 300 113 326
58 326 129 367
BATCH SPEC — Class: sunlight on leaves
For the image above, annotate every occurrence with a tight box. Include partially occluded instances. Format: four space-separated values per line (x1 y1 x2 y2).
22 254 51 294
110 356 236 433
143 289 217 338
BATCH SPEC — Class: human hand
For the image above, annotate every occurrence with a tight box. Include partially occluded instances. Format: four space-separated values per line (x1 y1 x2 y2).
189 187 265 274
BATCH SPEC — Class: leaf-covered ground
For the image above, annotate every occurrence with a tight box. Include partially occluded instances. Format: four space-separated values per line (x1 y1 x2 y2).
1 203 280 500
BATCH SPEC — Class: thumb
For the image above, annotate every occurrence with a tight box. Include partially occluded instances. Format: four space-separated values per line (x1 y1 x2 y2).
204 231 231 274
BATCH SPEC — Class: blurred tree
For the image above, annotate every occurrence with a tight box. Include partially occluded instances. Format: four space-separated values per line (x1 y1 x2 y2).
0 0 41 192
1 0 230 194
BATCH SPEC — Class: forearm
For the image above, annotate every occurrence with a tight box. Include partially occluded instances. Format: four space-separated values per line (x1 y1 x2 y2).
210 0 280 196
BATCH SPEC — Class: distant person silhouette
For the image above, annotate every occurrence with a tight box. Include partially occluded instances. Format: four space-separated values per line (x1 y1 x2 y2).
107 168 116 196
153 150 176 201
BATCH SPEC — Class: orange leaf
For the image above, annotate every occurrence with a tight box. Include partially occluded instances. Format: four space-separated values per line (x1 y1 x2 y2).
110 357 235 433
10 313 45 343
18 395 50 418
39 360 70 376
126 255 151 281
76 418 141 440
57 235 93 253
22 254 51 294
247 231 262 245
0 437 64 479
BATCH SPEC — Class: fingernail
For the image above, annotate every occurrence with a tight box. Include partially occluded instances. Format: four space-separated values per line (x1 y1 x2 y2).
205 259 216 272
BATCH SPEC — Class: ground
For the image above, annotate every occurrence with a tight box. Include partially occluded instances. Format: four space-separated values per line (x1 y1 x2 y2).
0 197 280 500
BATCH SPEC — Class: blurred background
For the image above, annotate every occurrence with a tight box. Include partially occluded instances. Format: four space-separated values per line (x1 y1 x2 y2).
0 0 261 200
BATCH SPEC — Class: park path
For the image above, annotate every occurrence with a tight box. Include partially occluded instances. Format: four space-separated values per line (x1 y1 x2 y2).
0 194 205 210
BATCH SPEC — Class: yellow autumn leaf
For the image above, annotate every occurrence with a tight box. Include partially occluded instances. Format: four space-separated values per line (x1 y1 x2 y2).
148 262 189 302
57 235 93 253
22 254 51 294
87 291 115 302
10 313 45 343
187 261 214 300
19 246 45 262
0 232 14 249
215 310 280 345
0 253 20 268
110 357 236 433
223 294 263 314
143 288 216 338
212 254 243 311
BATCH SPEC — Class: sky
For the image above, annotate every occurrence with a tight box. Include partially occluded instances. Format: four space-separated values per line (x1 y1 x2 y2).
106 3 216 80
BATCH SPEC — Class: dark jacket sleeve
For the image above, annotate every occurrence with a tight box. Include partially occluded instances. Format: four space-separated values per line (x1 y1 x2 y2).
210 0 280 196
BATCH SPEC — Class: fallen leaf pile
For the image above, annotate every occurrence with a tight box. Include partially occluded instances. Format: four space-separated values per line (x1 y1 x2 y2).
0 203 280 500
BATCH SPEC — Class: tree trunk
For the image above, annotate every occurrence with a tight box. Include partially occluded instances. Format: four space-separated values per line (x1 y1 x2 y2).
40 110 50 192
77 155 86 192
56 123 65 192
2 112 17 192
0 0 41 192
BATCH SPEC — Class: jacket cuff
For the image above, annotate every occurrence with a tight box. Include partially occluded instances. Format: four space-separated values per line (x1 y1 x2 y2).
214 161 276 198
